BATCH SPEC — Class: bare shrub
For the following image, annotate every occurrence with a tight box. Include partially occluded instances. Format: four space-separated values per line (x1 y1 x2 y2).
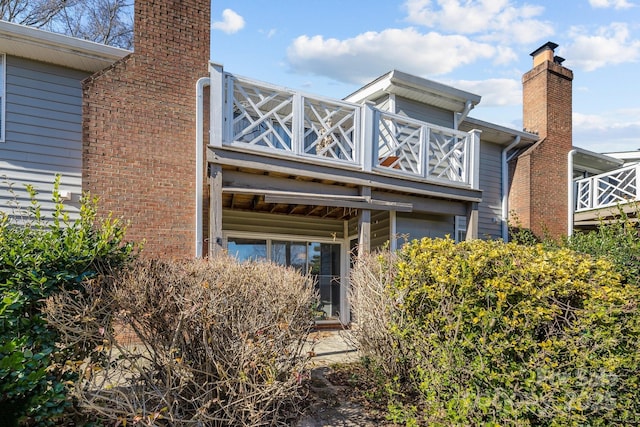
45 255 316 426
348 251 406 377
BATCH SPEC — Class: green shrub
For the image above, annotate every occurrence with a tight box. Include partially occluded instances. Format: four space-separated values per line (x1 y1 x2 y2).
45 256 316 426
566 210 640 287
351 238 640 426
0 176 136 425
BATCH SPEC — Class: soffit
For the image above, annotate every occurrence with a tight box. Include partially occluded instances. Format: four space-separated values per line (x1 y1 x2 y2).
0 20 129 72
572 147 623 174
459 116 538 147
344 69 482 113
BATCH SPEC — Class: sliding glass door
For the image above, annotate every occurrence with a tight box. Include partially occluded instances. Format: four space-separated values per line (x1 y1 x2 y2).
227 236 342 321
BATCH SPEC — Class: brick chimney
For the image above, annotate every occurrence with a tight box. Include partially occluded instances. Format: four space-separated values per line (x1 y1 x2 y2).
509 41 573 239
83 0 210 258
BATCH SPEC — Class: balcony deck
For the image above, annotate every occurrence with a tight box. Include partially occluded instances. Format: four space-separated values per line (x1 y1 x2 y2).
209 65 481 193
573 163 640 225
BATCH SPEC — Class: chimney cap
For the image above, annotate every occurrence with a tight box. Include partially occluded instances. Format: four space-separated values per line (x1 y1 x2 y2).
530 41 558 57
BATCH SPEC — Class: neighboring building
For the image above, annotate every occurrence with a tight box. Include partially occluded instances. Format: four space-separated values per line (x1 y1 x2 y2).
0 20 129 220
570 148 640 231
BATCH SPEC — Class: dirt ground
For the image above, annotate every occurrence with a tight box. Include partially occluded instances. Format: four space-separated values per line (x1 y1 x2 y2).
295 365 394 427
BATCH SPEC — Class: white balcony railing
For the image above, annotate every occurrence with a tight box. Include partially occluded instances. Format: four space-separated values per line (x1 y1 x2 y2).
575 163 640 212
211 66 480 188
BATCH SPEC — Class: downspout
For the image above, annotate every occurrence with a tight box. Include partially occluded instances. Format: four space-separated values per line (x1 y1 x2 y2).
567 149 576 238
195 76 210 258
454 100 474 129
501 136 521 242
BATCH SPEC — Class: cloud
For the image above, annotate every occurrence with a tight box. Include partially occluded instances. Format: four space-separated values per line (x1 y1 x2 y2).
573 108 640 152
564 23 640 71
589 0 635 9
286 28 495 85
403 0 554 45
212 9 245 34
453 78 521 107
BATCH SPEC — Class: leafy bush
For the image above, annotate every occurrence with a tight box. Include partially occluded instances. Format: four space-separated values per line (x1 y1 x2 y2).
0 176 136 425
45 256 316 426
566 209 640 287
351 237 640 426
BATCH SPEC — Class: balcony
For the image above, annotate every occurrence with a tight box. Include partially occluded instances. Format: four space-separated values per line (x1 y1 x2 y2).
573 164 640 224
210 65 480 190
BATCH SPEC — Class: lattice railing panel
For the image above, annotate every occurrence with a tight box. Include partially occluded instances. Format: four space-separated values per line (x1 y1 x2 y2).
302 98 358 162
575 164 639 211
376 113 423 175
221 72 476 186
427 129 468 183
230 77 295 152
576 180 592 211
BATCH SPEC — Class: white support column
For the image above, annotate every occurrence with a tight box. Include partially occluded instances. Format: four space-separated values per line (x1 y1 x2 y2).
389 210 397 251
361 101 375 172
465 202 479 241
358 186 372 256
292 93 304 155
421 126 430 178
210 62 225 148
567 149 576 237
209 164 224 256
469 129 482 189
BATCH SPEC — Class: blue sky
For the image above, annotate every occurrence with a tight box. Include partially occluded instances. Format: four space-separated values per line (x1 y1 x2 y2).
210 0 640 153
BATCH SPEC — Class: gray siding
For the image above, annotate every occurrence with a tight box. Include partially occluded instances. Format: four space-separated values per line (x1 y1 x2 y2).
478 141 503 239
396 212 454 246
371 210 390 250
223 210 345 239
0 55 89 221
394 96 454 128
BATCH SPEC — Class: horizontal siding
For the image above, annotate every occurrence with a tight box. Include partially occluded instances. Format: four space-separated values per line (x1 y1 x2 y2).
371 210 390 250
223 209 345 239
0 56 90 221
394 97 454 128
478 141 503 239
396 212 454 245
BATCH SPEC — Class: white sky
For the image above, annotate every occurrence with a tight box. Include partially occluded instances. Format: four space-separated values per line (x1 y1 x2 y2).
210 0 640 153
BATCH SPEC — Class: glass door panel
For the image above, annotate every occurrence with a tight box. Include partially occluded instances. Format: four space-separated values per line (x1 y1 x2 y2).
227 237 267 262
272 241 308 273
270 240 341 321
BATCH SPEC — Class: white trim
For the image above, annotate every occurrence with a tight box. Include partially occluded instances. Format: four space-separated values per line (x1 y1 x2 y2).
223 230 349 325
454 215 467 243
0 20 128 73
390 210 397 251
0 53 5 142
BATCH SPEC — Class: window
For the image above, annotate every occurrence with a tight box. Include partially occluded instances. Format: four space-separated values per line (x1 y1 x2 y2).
455 216 467 243
226 235 343 321
0 53 5 142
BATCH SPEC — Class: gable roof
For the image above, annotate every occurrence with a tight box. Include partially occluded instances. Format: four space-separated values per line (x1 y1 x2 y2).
0 19 129 72
344 69 482 113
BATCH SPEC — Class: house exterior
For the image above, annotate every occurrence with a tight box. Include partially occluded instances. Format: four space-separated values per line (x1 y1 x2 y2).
7 0 632 325
0 20 129 221
81 0 549 324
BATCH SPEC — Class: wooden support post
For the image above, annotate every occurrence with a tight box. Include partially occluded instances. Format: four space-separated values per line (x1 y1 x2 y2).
465 201 479 241
209 164 224 255
358 186 372 256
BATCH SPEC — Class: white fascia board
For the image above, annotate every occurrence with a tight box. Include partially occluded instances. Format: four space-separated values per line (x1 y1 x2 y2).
0 20 130 72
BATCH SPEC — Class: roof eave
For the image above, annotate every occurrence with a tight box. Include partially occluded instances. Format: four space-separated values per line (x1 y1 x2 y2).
0 20 130 72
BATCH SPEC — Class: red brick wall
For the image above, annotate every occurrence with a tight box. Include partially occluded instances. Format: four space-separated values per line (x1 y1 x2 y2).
83 0 210 258
510 59 573 239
